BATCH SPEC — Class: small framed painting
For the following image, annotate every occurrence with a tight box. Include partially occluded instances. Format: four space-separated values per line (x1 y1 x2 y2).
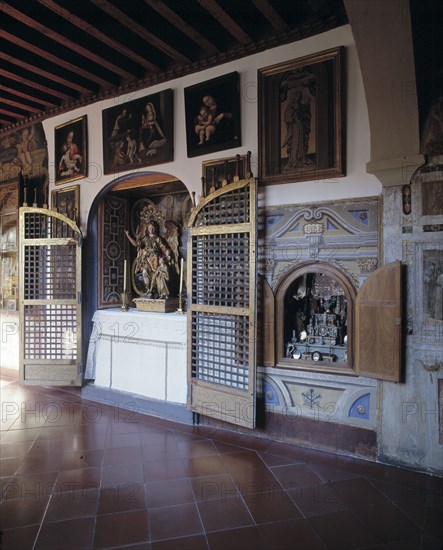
51 184 80 225
54 115 88 185
185 72 241 158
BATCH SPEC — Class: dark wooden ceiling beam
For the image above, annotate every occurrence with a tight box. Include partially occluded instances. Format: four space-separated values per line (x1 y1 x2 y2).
37 0 161 74
0 118 14 126
1 31 113 89
1 1 135 81
0 52 93 95
0 68 70 101
0 107 26 119
251 0 289 32
0 85 58 108
196 0 252 45
0 96 41 114
91 0 191 64
143 0 219 56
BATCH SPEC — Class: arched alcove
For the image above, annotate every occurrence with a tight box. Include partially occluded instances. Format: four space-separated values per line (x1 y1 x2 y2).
274 260 357 374
82 171 192 364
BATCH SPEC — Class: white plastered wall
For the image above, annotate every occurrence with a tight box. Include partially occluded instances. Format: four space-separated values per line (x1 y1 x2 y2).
42 25 381 234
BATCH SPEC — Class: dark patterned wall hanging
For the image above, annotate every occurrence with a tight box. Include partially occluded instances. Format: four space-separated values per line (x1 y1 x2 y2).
99 195 128 307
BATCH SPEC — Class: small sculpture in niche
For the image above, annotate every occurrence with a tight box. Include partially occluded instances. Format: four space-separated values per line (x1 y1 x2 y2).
125 204 180 300
284 272 348 364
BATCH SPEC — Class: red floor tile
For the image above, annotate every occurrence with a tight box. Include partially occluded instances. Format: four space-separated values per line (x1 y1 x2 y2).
98 483 146 515
197 495 254 533
0 524 39 549
34 517 95 550
243 486 302 524
61 449 104 470
102 462 144 487
55 466 102 493
207 525 268 550
0 497 50 529
308 510 379 548
259 518 325 550
103 445 143 466
0 373 441 550
148 502 204 541
145 477 194 508
189 473 238 502
44 488 98 523
151 534 208 549
93 510 149 548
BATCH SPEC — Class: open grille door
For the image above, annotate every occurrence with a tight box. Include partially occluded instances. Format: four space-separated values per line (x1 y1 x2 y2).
187 177 257 428
19 207 82 386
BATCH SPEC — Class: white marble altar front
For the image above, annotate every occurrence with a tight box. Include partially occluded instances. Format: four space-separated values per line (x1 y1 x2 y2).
86 308 187 404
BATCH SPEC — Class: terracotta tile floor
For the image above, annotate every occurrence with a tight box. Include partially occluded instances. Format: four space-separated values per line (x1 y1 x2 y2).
0 372 442 549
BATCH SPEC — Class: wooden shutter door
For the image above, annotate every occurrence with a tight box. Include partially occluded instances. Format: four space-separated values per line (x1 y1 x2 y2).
19 207 82 386
187 178 257 428
355 261 402 381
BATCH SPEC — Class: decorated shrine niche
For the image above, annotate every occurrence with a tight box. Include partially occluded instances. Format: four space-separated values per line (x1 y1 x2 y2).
283 271 349 364
98 177 192 312
274 262 357 374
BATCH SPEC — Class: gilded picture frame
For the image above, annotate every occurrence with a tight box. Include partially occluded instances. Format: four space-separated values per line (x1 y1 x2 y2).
51 184 80 225
258 47 345 185
54 115 88 185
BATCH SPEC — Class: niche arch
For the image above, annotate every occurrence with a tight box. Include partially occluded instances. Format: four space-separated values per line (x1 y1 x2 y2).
274 260 357 375
82 171 192 364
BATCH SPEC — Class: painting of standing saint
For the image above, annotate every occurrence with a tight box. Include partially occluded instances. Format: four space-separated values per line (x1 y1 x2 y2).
102 89 173 175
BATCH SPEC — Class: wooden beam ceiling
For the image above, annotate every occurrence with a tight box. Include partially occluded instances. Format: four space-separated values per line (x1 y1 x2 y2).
0 0 347 132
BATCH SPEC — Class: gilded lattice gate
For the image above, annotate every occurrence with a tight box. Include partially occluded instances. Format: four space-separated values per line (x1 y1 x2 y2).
19 207 82 386
187 177 257 428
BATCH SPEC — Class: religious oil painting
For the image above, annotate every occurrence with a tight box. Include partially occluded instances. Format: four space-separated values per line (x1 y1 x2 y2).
51 184 80 225
258 47 345 185
54 116 88 185
184 72 241 158
102 89 173 175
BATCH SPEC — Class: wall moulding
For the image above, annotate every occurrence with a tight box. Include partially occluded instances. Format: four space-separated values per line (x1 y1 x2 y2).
366 155 425 187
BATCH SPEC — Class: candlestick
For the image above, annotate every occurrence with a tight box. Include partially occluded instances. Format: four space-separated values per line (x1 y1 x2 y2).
179 258 184 294
123 260 127 293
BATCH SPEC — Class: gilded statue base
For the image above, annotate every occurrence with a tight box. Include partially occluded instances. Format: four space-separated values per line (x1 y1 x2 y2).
133 297 179 313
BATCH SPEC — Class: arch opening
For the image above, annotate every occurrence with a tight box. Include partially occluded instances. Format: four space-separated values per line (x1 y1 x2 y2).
82 171 192 372
275 261 357 373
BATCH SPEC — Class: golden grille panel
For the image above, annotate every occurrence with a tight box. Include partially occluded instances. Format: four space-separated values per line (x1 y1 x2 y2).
24 211 78 239
192 233 249 308
24 304 77 360
24 244 77 300
191 312 249 390
195 186 250 226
